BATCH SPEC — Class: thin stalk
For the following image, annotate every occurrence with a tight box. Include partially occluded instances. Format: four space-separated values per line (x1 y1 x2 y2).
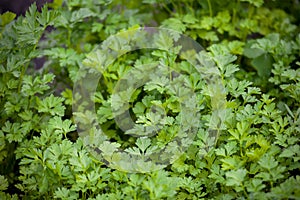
242 184 249 198
207 0 213 17
18 28 45 93
67 27 72 47
242 4 255 42
162 3 173 15
232 0 240 27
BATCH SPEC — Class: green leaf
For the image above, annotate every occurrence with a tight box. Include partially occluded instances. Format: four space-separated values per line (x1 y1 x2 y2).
133 102 146 116
241 0 264 7
43 48 83 67
225 169 247 186
48 116 76 136
279 145 299 158
21 74 55 96
0 175 9 191
37 5 59 26
154 31 174 50
0 12 16 26
18 110 34 121
14 3 44 45
270 176 300 198
136 137 151 153
224 64 239 77
258 155 278 170
97 101 113 124
161 18 186 33
245 179 265 192
251 53 273 77
61 89 73 105
221 156 245 170
54 187 78 200
70 8 96 23
37 94 65 116
98 141 121 157
2 121 25 143
182 14 198 24
49 0 64 9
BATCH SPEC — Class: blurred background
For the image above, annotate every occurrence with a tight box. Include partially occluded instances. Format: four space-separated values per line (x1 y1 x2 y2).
0 0 52 15
0 0 299 25
0 0 299 72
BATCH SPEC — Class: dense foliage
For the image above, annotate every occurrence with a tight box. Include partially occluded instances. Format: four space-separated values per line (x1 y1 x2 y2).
0 0 299 199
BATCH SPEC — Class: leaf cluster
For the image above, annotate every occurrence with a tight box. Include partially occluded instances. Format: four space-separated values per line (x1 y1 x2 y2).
0 0 299 199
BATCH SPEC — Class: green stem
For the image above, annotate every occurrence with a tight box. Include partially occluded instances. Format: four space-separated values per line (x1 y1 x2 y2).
18 24 48 93
18 39 41 93
232 0 240 27
178 2 183 16
241 3 255 43
207 0 213 17
242 184 249 198
170 0 181 16
162 3 172 15
82 191 86 200
67 27 72 47
239 141 244 157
